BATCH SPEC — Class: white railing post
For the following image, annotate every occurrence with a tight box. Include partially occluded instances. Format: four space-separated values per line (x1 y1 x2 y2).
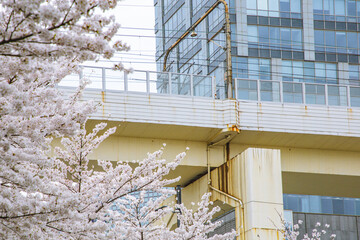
124 71 128 92
234 78 238 99
347 85 351 107
168 72 172 95
190 74 194 96
257 79 261 101
324 84 329 106
102 67 106 91
302 82 306 104
280 81 283 103
146 71 150 93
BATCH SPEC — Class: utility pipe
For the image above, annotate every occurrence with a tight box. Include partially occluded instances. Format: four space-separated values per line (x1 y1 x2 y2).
207 141 245 240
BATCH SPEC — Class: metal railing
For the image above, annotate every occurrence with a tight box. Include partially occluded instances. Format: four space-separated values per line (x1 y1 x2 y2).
59 66 216 98
235 78 360 107
59 66 360 108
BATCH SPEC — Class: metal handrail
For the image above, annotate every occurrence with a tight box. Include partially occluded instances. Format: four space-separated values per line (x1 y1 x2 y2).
59 66 216 99
235 78 360 107
59 66 360 108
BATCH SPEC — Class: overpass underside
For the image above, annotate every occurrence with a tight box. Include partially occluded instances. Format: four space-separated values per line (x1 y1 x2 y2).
72 89 360 239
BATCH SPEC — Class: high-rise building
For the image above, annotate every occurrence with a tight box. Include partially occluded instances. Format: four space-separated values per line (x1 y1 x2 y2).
155 0 360 103
151 0 360 239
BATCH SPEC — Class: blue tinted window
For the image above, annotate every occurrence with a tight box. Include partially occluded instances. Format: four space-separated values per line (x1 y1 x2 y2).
336 32 346 53
324 0 334 15
248 25 258 44
325 31 336 47
347 0 356 16
333 198 344 214
270 27 281 49
314 0 323 14
355 200 360 215
335 0 345 16
291 0 301 13
284 194 360 216
248 58 259 79
344 199 356 215
280 0 290 12
304 62 315 82
309 195 322 213
292 29 302 50
280 28 291 50
259 59 271 80
287 195 301 212
258 26 269 46
233 57 248 79
315 31 324 51
321 197 333 214
349 65 359 81
348 32 358 52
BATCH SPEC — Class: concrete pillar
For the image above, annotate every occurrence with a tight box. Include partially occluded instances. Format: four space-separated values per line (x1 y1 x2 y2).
238 148 284 240
303 0 315 61
236 0 248 56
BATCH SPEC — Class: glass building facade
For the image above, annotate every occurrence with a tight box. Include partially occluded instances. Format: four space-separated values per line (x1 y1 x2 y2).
154 0 360 104
284 194 360 216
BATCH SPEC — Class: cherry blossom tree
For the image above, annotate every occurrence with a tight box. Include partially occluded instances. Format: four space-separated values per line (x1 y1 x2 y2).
51 122 236 239
0 1 237 239
283 220 336 240
0 0 125 238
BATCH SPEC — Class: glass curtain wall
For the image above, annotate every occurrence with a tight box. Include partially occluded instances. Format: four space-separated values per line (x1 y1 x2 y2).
247 0 302 18
313 0 360 22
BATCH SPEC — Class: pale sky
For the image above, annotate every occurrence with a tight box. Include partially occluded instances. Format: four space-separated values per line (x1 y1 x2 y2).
86 0 157 71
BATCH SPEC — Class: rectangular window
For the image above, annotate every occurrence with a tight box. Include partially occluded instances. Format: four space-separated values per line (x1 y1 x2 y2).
315 31 325 52
258 26 270 48
324 0 334 15
304 62 315 82
336 32 346 54
348 32 358 54
349 65 359 85
335 0 345 16
248 25 303 51
280 0 290 12
280 28 291 50
270 27 281 49
315 62 326 83
247 0 302 17
292 61 303 82
290 0 301 13
325 31 336 52
314 0 324 14
291 29 302 50
282 60 293 81
233 57 248 79
282 61 337 84
248 25 258 45
269 0 280 17
347 0 356 16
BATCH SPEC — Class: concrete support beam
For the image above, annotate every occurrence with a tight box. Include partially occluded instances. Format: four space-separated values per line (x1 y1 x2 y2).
207 148 284 239
237 148 283 240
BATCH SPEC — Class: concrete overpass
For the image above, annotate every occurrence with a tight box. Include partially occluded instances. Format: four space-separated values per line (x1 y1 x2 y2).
59 66 360 239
